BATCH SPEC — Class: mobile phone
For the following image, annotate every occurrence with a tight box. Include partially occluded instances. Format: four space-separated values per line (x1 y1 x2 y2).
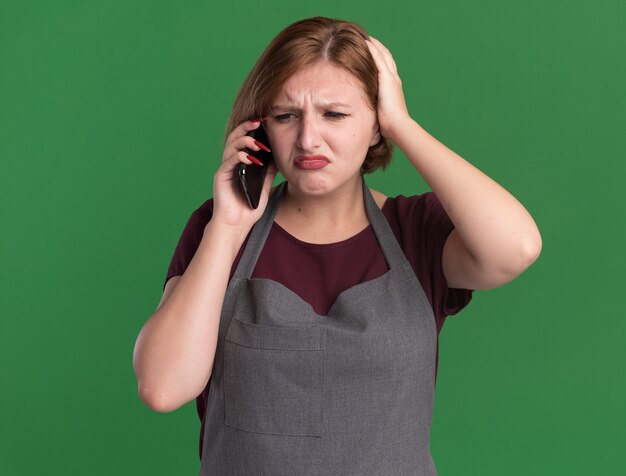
238 124 274 209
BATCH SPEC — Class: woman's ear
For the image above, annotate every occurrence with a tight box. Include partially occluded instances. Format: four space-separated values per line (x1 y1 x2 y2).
369 125 382 147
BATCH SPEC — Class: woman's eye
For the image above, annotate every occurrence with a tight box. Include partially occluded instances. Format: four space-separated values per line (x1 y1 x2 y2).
325 112 347 120
272 112 348 123
274 113 294 123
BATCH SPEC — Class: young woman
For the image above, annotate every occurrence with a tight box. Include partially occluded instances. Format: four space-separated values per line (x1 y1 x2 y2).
133 16 541 475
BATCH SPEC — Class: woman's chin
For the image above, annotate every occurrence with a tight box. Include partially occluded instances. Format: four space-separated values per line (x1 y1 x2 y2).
286 174 330 195
282 169 362 198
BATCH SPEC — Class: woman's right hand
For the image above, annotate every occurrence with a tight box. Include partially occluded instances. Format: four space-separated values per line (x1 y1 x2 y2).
211 118 278 232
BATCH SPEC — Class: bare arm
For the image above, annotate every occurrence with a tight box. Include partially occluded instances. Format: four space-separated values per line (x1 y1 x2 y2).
366 37 541 290
392 120 541 290
132 118 277 412
132 222 248 413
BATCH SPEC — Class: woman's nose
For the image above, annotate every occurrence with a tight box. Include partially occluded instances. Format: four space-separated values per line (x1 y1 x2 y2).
296 114 322 151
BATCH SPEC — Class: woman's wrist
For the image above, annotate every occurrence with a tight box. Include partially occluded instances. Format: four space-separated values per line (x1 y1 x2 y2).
386 115 421 148
202 220 251 256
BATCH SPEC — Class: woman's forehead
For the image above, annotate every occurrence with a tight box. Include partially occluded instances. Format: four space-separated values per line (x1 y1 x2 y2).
274 63 369 108
271 96 354 112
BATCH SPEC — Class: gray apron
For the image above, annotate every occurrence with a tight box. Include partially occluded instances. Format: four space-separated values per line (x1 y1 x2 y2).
199 179 438 475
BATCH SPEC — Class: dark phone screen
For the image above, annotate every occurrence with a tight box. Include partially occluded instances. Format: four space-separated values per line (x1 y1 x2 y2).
238 124 274 209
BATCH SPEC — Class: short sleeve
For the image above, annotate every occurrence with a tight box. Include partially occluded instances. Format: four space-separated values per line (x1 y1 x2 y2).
419 193 473 317
163 199 214 290
383 192 473 331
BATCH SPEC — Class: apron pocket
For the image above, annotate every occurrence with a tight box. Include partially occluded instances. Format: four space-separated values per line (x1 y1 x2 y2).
224 318 325 437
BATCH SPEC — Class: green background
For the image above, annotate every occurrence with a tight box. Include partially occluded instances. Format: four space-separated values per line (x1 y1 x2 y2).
2 0 624 474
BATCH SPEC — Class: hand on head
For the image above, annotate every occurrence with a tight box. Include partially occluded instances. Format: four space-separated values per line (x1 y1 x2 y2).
364 36 412 143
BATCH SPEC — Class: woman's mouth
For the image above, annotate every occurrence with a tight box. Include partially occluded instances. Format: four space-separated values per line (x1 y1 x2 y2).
294 155 330 170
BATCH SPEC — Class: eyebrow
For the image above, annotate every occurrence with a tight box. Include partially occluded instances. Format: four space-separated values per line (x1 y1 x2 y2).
270 101 352 112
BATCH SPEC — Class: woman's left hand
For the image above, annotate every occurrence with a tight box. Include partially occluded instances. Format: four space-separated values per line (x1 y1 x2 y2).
365 36 412 142
366 38 542 292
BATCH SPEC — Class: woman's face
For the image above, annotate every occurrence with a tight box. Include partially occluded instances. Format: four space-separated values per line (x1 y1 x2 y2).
264 62 380 197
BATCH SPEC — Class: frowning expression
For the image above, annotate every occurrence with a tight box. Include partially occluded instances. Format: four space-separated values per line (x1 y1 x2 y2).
264 62 380 196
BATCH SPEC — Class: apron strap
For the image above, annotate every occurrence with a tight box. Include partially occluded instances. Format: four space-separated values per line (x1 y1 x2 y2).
361 177 409 272
232 181 287 279
232 177 408 279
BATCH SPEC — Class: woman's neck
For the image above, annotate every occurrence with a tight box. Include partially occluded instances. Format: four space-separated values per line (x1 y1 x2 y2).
274 177 369 244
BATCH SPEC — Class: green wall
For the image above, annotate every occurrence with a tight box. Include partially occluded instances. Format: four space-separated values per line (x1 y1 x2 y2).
2 1 624 474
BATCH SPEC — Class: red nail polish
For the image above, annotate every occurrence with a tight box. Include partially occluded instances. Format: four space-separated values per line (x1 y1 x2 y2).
246 154 263 166
254 140 271 152
251 116 269 122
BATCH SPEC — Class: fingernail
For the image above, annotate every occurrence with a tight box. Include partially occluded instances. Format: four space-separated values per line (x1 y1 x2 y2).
246 154 263 166
254 140 271 152
251 116 269 122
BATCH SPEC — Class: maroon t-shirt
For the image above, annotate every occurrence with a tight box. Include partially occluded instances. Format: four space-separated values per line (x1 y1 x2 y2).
164 191 473 454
